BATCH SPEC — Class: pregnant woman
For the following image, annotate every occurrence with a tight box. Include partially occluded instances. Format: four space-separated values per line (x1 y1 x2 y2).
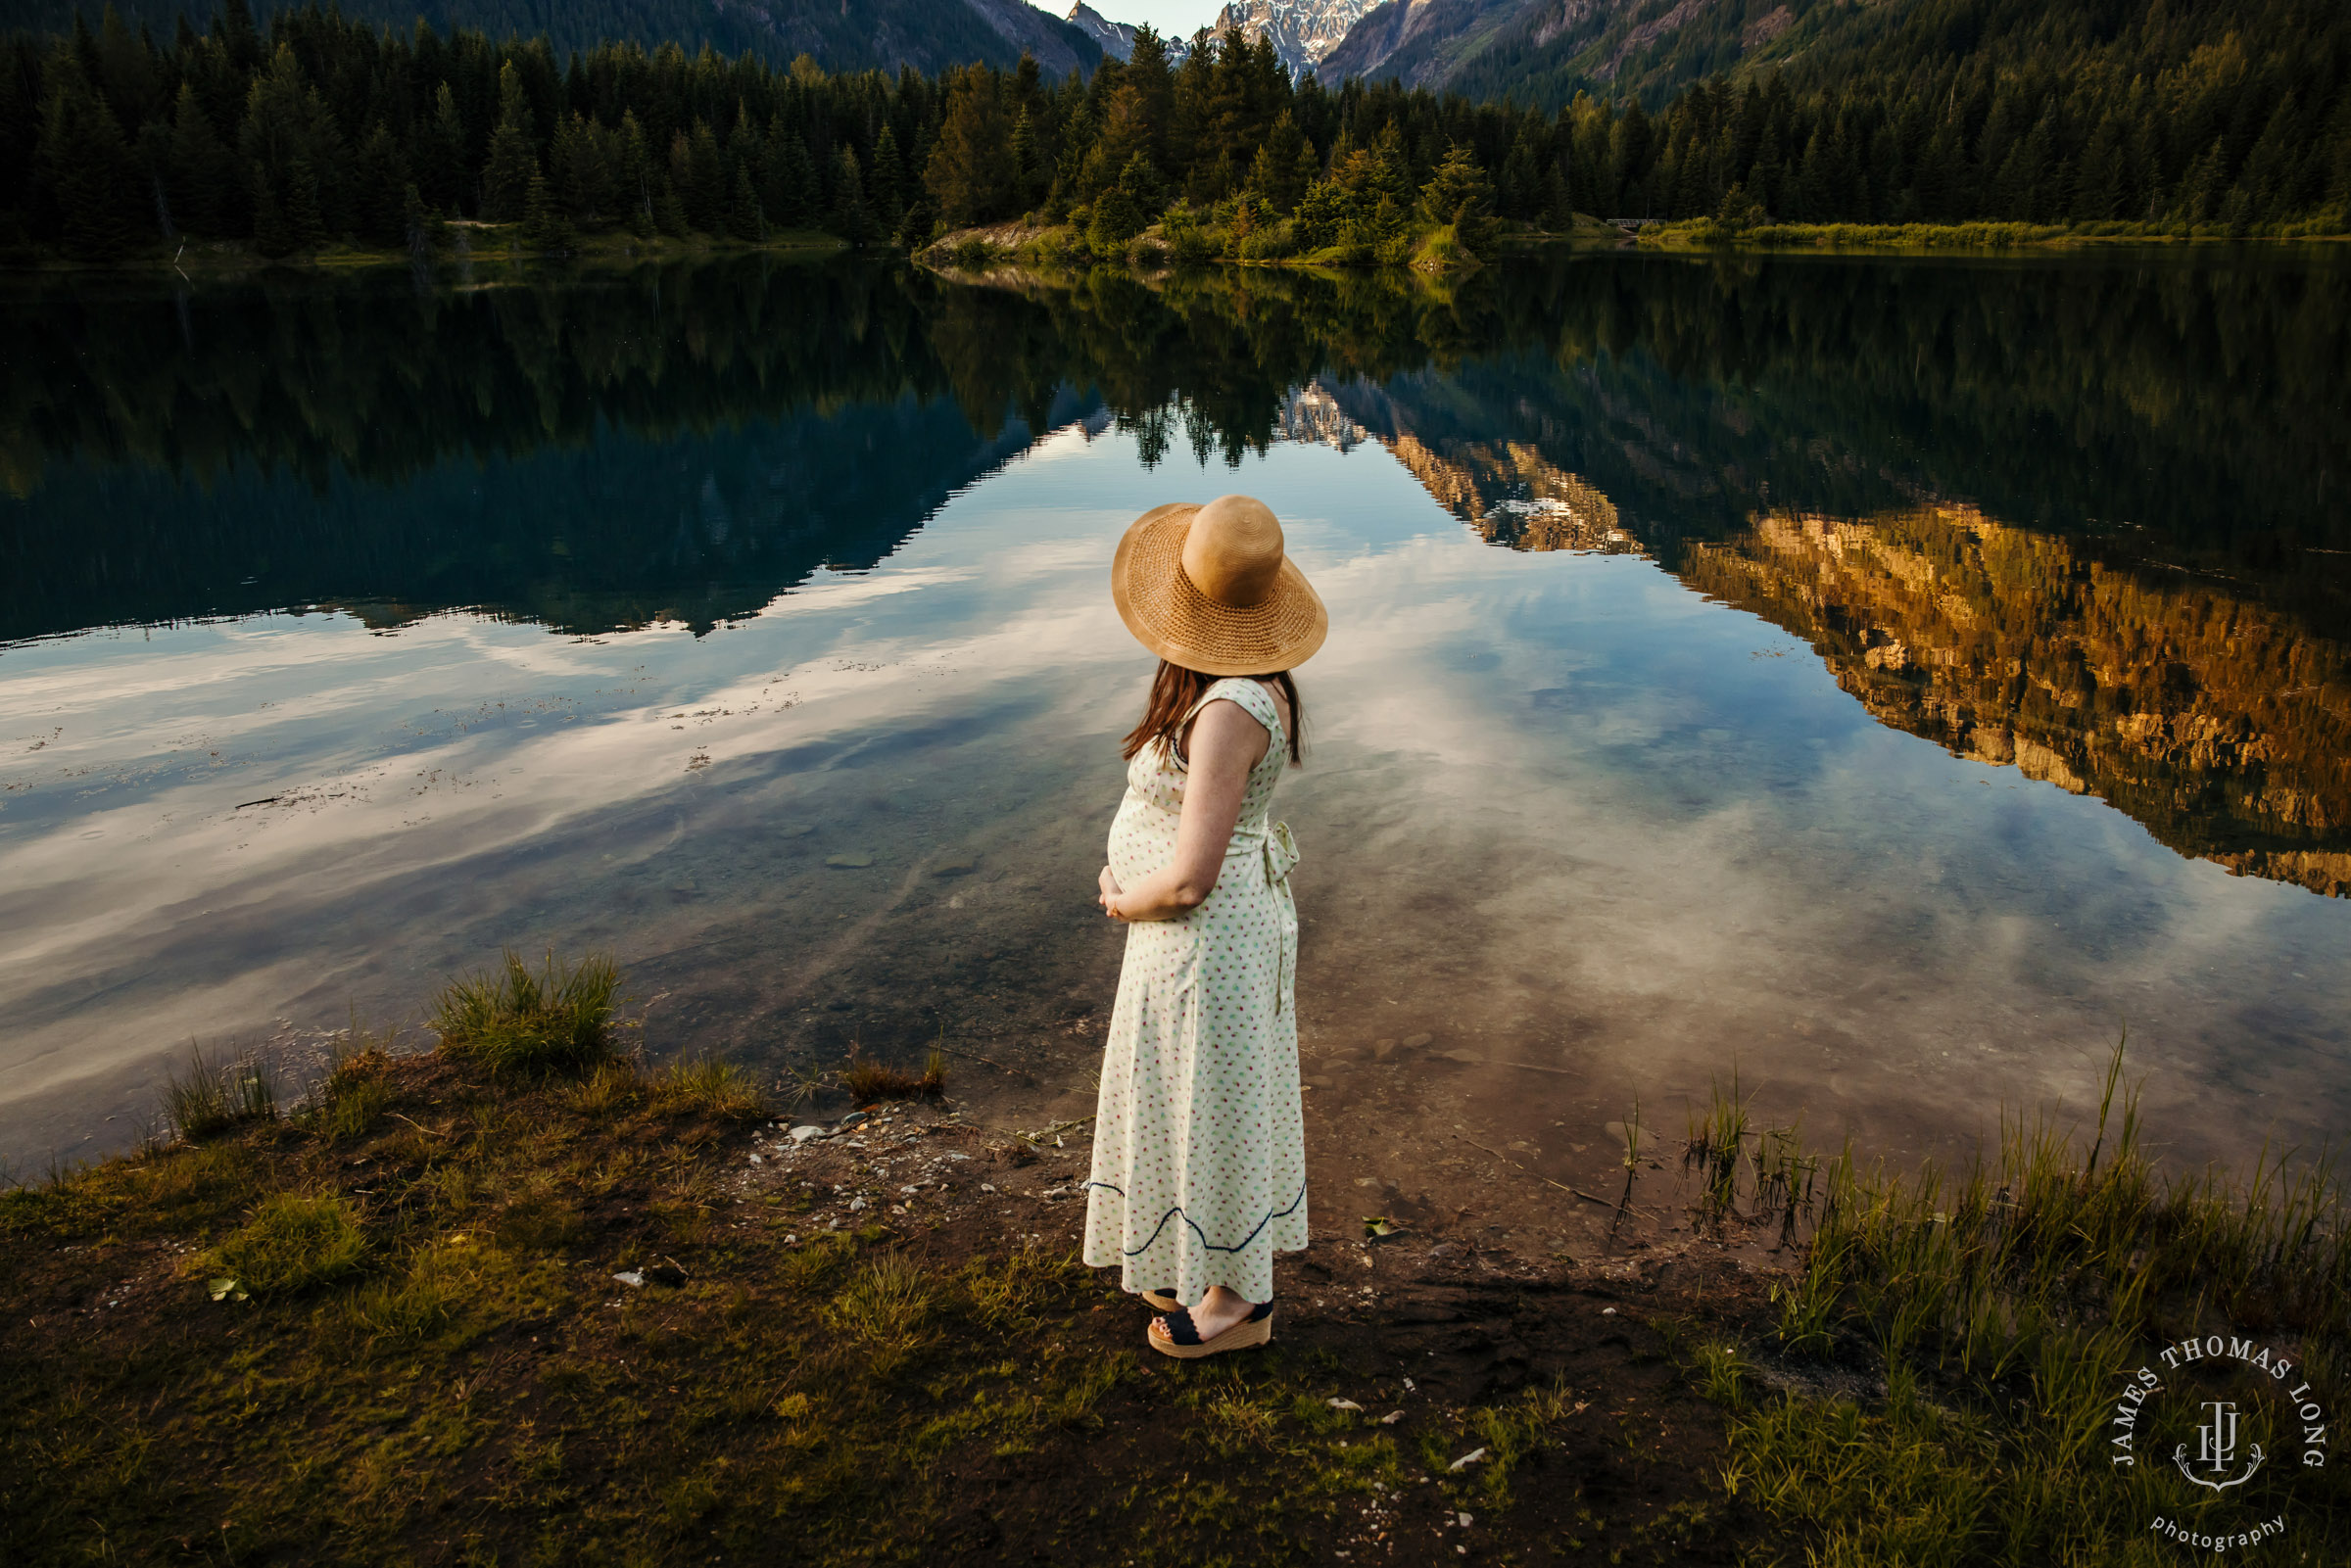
1085 494 1327 1359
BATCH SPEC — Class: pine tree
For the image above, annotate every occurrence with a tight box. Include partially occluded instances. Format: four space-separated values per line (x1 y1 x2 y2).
414 84 463 214
652 175 689 238
1009 108 1041 212
166 80 235 236
239 45 341 249
1246 112 1312 214
1086 179 1142 249
39 71 142 261
727 162 763 241
677 122 724 233
618 112 654 232
1417 142 1494 250
829 146 870 244
352 120 408 248
924 69 1014 228
283 154 326 250
869 124 905 234
520 169 573 253
248 159 292 256
479 64 538 223
1542 163 1571 229
762 121 815 229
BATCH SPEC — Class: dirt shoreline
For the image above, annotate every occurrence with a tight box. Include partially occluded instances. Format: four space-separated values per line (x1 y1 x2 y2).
1 1049 1792 1564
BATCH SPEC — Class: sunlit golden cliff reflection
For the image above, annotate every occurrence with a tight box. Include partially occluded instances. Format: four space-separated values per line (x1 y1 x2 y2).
1382 434 1640 555
1390 441 2351 897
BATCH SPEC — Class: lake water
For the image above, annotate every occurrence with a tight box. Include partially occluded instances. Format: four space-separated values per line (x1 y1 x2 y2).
4 250 2347 1244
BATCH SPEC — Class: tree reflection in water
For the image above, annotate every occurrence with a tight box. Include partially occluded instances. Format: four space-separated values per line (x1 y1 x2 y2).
4 247 2345 890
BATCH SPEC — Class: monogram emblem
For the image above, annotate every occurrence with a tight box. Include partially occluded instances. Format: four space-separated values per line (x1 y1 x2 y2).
2175 1401 2265 1492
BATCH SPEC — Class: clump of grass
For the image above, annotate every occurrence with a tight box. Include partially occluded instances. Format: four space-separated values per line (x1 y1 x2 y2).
1679 1069 1816 1239
327 1246 468 1353
825 1254 936 1376
312 1027 397 1140
779 1060 831 1112
431 948 619 1075
837 1044 946 1104
205 1192 367 1295
1720 1033 2351 1562
649 1056 768 1119
961 1242 1083 1330
567 1058 641 1117
162 1044 277 1141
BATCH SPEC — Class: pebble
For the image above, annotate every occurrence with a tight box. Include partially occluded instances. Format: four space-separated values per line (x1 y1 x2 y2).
933 855 979 877
1379 1410 1405 1424
789 1125 827 1144
612 1270 645 1288
839 1112 870 1127
1327 1398 1362 1411
825 851 876 869
1402 1032 1434 1049
981 1183 997 1193
1447 1448 1488 1472
848 1197 867 1212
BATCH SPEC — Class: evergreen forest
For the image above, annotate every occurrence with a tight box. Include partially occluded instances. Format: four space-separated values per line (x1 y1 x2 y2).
4 0 2348 266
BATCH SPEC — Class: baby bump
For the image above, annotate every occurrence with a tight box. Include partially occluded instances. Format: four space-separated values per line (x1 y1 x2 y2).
1105 793 1173 888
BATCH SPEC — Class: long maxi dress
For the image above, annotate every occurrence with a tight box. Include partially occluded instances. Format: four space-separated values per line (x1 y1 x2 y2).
1082 678 1308 1306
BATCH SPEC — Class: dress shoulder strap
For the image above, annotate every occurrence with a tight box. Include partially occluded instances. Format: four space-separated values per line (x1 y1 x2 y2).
1180 678 1287 746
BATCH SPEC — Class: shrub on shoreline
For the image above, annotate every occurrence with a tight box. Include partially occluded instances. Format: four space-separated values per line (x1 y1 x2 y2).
431 947 619 1075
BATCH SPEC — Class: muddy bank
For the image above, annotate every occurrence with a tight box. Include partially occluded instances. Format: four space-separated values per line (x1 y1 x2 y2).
0 1049 1779 1565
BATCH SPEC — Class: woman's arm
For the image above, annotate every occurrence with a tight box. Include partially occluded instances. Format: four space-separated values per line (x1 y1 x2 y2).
1100 699 1268 923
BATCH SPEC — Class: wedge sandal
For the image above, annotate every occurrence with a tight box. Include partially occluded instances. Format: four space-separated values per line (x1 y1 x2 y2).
1140 1289 1180 1312
1148 1298 1273 1359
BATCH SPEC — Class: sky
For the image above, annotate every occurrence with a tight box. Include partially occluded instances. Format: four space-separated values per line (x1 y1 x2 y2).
1069 0 1230 39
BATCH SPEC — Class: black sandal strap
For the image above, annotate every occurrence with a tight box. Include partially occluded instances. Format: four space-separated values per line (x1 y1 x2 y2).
1161 1308 1204 1346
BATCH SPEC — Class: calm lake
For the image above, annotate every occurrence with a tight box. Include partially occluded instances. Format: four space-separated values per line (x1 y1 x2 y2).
4 249 2347 1238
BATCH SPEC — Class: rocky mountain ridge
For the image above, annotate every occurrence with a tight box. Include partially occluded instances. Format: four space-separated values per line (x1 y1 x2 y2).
1064 3 1194 62
1209 0 1383 75
1313 0 1814 107
0 0 1108 77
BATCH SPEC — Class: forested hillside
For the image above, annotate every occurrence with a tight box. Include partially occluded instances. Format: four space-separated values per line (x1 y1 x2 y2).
0 0 1104 75
3 0 2344 268
1333 0 2351 226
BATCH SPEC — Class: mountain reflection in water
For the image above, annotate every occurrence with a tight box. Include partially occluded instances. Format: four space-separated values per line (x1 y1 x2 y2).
4 247 2349 1170
1372 418 2350 895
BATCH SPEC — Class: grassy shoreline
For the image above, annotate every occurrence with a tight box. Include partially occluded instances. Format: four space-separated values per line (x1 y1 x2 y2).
0 225 850 276
1633 217 2351 253
4 962 2345 1563
9 214 2343 280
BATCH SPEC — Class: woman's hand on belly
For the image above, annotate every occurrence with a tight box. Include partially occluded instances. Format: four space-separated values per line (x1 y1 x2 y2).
1098 865 1124 920
1100 699 1260 922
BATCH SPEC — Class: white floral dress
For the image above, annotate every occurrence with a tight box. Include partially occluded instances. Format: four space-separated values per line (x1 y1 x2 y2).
1083 678 1308 1305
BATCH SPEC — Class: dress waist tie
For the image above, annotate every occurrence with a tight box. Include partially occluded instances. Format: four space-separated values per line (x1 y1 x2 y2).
1227 821 1300 1017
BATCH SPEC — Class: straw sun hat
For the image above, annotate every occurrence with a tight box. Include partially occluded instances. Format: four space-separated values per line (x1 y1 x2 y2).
1111 495 1328 676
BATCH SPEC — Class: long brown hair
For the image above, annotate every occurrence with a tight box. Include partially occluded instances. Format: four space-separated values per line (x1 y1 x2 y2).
1120 661 1304 767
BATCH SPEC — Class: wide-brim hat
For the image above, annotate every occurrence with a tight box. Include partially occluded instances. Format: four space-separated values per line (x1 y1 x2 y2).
1111 495 1327 676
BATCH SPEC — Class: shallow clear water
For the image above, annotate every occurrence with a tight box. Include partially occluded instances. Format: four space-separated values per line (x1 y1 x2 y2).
4 252 2347 1220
